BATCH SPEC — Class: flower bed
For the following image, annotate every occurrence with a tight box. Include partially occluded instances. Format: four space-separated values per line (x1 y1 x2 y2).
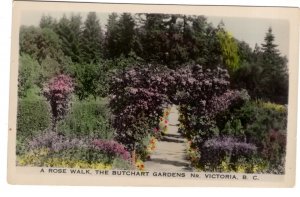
17 131 133 170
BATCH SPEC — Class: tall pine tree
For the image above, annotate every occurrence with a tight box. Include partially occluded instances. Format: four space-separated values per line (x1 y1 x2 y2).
39 15 57 29
105 13 119 58
260 27 288 103
54 14 82 63
105 13 136 58
80 12 103 64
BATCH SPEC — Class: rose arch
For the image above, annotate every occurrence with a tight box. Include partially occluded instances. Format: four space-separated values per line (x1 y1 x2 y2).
108 64 249 163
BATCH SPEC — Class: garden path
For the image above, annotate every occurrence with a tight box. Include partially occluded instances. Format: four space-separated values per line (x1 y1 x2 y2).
144 105 192 171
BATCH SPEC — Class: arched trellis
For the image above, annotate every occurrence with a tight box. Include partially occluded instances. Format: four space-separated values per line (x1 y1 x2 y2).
108 64 249 162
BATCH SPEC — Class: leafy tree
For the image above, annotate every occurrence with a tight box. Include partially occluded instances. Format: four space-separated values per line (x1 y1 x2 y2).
40 57 66 84
231 41 254 88
236 40 254 64
80 12 103 63
190 16 222 68
217 28 240 73
19 26 66 64
18 54 41 98
69 62 108 100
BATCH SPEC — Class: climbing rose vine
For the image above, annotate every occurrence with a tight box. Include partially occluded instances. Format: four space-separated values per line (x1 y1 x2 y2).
109 64 249 158
43 74 74 130
109 65 171 151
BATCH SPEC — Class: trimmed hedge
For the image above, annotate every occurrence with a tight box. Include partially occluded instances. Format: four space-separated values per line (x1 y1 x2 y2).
17 98 51 139
17 98 51 155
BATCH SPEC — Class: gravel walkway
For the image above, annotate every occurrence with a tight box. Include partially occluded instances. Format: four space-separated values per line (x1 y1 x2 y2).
144 105 192 171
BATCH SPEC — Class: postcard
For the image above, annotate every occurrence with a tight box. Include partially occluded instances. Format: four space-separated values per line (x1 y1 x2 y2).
7 0 299 187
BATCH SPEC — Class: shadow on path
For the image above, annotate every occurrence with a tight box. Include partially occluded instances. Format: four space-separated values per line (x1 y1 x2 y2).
160 136 185 143
144 105 192 172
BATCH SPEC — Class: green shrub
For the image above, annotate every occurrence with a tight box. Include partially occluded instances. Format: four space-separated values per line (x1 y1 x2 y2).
112 157 133 170
216 101 287 174
17 98 51 155
136 134 152 161
234 101 287 146
50 148 112 164
17 99 51 138
58 98 114 139
18 54 41 98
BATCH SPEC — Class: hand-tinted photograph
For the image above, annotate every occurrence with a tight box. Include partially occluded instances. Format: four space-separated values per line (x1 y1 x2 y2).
8 1 299 187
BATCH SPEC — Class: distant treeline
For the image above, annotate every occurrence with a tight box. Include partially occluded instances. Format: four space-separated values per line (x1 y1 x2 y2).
19 12 288 103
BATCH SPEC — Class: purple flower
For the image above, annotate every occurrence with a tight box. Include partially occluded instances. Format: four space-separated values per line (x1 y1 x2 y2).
28 131 88 152
92 139 131 161
203 136 257 154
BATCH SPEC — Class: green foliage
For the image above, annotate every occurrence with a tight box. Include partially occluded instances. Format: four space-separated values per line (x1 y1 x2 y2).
138 14 169 63
80 12 103 63
112 157 134 170
105 53 143 70
135 134 152 161
232 101 287 142
236 40 254 63
262 27 280 57
58 98 114 139
19 26 65 64
68 62 108 99
200 157 269 173
190 16 222 68
39 15 57 29
138 14 223 68
105 13 137 58
17 98 51 143
140 14 180 66
104 13 119 58
222 119 244 137
217 29 240 73
51 148 113 164
232 28 288 104
55 14 82 63
40 56 66 83
216 101 287 173
18 54 41 98
260 28 288 104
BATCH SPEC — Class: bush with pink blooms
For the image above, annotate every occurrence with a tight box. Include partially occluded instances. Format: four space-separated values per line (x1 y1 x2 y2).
43 74 74 130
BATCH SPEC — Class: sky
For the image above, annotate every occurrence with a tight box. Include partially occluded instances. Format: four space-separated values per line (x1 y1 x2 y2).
20 11 289 56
